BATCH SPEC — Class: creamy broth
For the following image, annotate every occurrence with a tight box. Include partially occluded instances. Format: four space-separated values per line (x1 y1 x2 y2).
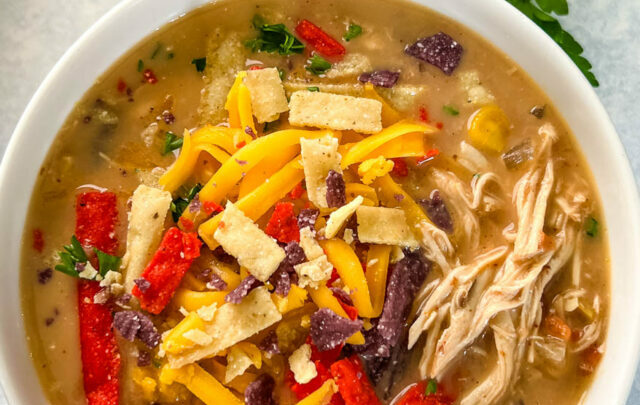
21 0 609 404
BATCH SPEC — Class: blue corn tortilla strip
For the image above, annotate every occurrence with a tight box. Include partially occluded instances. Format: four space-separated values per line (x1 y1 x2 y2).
284 241 306 266
325 170 346 208
258 330 280 354
245 373 276 405
405 32 463 75
225 275 263 304
358 70 400 88
297 209 319 231
269 262 293 296
421 190 454 234
113 310 161 348
310 307 363 351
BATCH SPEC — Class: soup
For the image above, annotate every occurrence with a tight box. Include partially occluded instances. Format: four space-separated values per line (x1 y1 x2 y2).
20 0 609 404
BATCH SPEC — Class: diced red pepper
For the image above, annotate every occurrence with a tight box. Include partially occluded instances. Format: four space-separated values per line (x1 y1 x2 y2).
295 19 346 59
327 268 340 286
307 335 343 367
416 149 440 166
75 192 120 405
32 228 44 253
289 182 305 200
143 68 158 84
287 360 344 404
330 355 381 405
249 65 264 70
265 202 300 243
236 140 246 149
391 158 409 177
179 217 195 231
132 227 202 314
117 78 127 93
419 107 430 123
203 200 224 215
435 122 444 130
395 382 453 405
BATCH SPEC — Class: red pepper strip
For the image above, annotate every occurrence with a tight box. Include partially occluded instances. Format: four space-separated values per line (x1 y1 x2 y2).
295 19 346 59
287 361 345 405
308 336 343 368
395 382 453 405
132 227 202 314
330 356 381 405
75 192 120 405
391 158 409 177
265 202 300 243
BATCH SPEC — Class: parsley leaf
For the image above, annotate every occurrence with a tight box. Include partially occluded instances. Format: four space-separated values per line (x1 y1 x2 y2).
151 42 163 59
344 24 363 42
245 15 305 55
162 131 183 155
170 184 203 222
191 57 207 72
137 59 144 72
506 0 598 86
425 379 438 395
307 86 320 92
54 235 121 279
585 216 599 237
306 54 332 75
95 249 121 277
442 105 459 116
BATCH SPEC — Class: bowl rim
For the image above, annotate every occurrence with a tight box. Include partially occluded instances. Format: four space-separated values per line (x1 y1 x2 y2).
1 0 639 404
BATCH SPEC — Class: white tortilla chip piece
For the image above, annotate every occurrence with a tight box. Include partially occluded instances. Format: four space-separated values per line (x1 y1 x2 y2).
121 185 172 293
244 67 289 123
300 136 342 209
284 82 365 97
225 346 254 383
299 227 324 260
458 70 495 106
377 84 428 112
356 206 419 248
325 195 364 239
325 53 372 79
294 256 334 289
214 202 285 282
289 344 317 384
289 91 382 134
166 287 281 368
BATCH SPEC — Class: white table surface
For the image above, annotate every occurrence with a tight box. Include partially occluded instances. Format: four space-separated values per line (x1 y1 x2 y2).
1 0 639 403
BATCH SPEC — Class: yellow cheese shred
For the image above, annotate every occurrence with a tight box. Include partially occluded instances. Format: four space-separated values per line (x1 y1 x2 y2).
365 245 392 317
159 364 243 405
239 144 299 198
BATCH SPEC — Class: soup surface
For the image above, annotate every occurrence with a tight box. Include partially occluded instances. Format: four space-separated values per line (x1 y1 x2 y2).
21 0 609 404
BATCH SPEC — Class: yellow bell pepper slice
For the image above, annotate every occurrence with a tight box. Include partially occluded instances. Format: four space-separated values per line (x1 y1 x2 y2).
341 120 435 168
159 364 243 405
362 82 402 126
172 289 227 313
365 245 392 317
307 285 365 345
467 104 510 152
239 144 299 198
319 239 375 318
296 379 338 405
357 156 394 185
272 284 309 314
372 175 433 234
345 183 378 206
198 157 304 249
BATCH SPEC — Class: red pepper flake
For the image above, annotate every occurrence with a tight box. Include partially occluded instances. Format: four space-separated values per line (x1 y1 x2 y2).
249 65 264 70
132 227 202 314
32 228 44 253
295 19 346 59
416 149 440 166
219 221 226 229
289 182 304 200
236 140 246 149
117 78 127 93
330 356 381 405
327 268 340 287
179 217 194 231
436 122 444 130
203 200 224 215
419 107 430 123
395 381 453 405
265 202 300 243
143 68 158 84
391 158 409 177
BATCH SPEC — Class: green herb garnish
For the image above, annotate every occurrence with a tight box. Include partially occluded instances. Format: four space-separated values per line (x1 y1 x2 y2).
170 184 203 222
307 86 320 92
306 54 332 75
278 68 285 80
167 52 175 59
245 15 305 55
506 0 598 86
425 379 438 395
442 105 459 116
151 42 163 59
585 216 599 237
54 235 121 279
191 57 207 72
163 131 183 155
137 59 144 72
344 24 363 42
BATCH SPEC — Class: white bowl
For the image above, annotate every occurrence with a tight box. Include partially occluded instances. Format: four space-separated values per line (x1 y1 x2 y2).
1 0 639 403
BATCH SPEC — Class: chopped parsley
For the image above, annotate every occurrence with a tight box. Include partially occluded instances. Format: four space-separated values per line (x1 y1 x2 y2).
425 379 438 395
506 0 598 86
442 105 459 116
245 15 305 55
585 216 599 237
137 59 144 72
170 184 203 222
151 42 163 59
55 235 121 279
307 86 320 92
191 57 207 72
162 131 183 155
306 54 332 75
343 24 363 42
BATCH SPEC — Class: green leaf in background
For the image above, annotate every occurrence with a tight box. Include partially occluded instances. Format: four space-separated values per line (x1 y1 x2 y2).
506 0 599 87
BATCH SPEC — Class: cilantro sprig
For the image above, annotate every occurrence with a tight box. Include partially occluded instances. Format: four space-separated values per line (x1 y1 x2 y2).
506 0 598 87
170 183 203 222
344 24 363 42
245 15 305 55
162 131 183 155
55 235 121 279
306 54 332 75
